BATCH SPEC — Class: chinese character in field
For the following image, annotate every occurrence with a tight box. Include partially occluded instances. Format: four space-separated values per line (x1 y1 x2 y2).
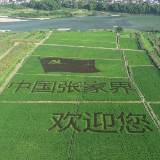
83 112 117 133
117 112 153 133
110 82 133 94
48 112 82 132
57 81 82 93
48 60 60 64
31 81 57 93
83 81 108 93
8 80 31 92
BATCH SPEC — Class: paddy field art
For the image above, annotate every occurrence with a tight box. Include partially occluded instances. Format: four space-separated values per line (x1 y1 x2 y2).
0 30 160 159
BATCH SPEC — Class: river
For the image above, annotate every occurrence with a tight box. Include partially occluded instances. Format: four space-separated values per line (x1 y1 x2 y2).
0 14 160 32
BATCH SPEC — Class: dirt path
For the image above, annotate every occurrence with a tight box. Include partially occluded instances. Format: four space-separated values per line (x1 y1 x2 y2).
41 44 145 52
0 100 142 104
130 65 154 67
0 42 20 61
149 102 160 104
16 73 129 79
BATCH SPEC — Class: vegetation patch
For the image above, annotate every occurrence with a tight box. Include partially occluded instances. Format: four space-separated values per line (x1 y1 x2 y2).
82 77 140 101
0 42 14 57
0 102 77 159
141 35 154 51
150 104 160 121
32 45 122 59
0 43 35 88
130 66 160 101
72 103 160 160
119 37 139 50
125 50 152 65
44 39 116 48
45 32 117 42
17 56 127 77
0 74 83 101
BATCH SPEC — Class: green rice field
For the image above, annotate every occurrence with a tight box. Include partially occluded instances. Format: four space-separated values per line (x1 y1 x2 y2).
119 37 139 50
130 66 160 101
124 50 152 65
150 104 160 121
0 30 160 159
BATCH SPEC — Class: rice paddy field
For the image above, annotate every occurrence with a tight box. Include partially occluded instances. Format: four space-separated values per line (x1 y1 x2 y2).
0 30 160 159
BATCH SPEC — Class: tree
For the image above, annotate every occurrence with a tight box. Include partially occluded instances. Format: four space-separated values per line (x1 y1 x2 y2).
116 26 123 33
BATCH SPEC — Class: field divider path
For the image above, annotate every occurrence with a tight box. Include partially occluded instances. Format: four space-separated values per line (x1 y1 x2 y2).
53 38 116 43
149 102 160 104
123 50 160 131
41 44 118 50
31 55 122 61
130 65 154 67
0 101 143 104
0 31 52 95
68 103 80 160
41 44 145 51
16 73 129 79
0 42 19 61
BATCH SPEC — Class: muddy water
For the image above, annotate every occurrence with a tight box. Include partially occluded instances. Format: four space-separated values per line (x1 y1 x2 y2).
0 14 160 32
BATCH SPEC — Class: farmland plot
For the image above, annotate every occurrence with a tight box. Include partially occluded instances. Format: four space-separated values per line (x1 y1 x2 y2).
0 75 140 102
32 45 122 59
46 31 117 42
44 39 116 48
0 42 14 57
0 30 160 160
130 66 160 101
17 56 127 77
71 103 160 160
0 103 77 160
119 38 139 50
0 43 35 87
150 104 160 121
44 31 117 48
124 50 152 65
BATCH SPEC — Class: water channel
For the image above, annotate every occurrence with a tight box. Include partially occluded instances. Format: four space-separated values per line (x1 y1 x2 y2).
0 14 160 32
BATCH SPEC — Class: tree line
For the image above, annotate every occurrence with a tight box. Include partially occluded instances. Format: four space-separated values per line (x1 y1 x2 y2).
1 0 160 15
22 0 160 15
